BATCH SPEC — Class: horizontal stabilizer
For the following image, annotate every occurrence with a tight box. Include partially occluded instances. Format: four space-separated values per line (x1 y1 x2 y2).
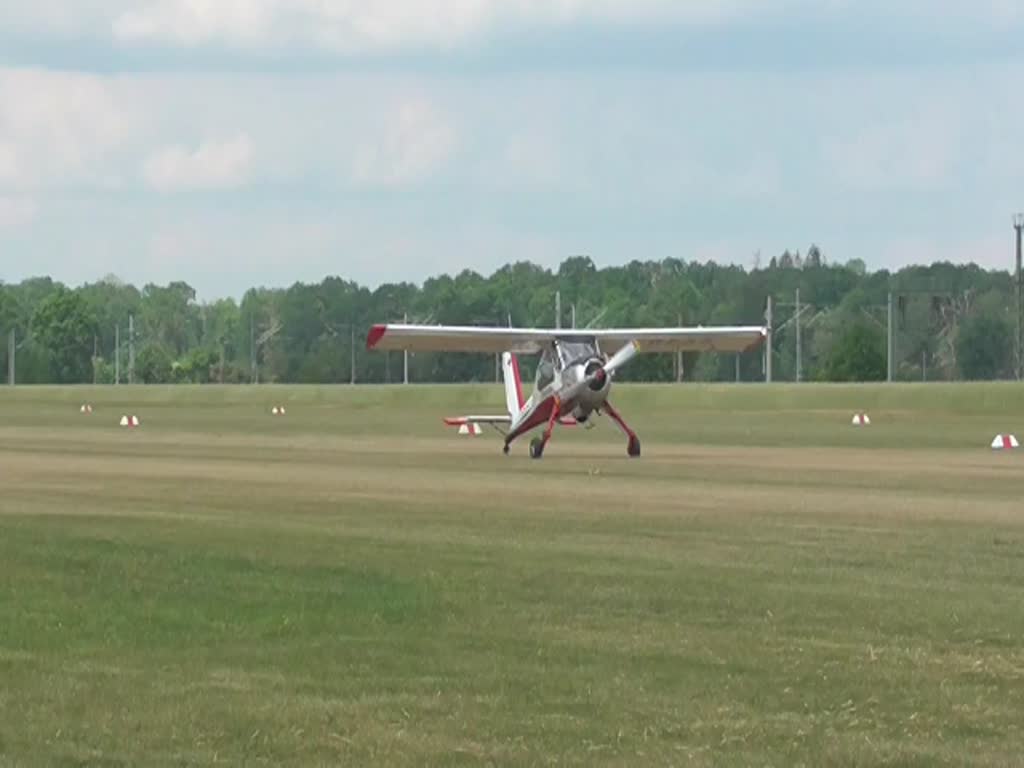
443 415 512 426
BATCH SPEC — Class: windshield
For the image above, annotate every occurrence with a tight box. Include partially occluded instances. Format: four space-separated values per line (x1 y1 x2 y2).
556 340 598 367
535 348 556 390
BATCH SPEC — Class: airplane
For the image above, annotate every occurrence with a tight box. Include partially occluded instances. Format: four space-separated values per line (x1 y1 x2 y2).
366 323 767 459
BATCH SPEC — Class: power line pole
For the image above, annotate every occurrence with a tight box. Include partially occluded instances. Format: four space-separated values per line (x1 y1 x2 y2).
1015 214 1023 381
7 329 14 386
350 325 356 385
250 316 256 384
676 312 684 383
555 291 561 329
795 288 803 383
886 292 894 383
765 295 773 383
115 325 120 385
496 312 511 383
571 303 576 330
403 312 409 385
128 314 135 385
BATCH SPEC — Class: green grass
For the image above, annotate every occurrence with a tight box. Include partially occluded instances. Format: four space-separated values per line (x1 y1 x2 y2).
1 383 1023 765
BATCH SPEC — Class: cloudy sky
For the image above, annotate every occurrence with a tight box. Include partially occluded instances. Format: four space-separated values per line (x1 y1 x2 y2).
1 1 1022 299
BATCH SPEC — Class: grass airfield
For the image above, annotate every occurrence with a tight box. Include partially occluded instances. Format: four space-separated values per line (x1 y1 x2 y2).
2 383 1024 766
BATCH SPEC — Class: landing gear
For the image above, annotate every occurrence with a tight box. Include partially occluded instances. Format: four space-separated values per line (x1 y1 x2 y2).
523 398 562 460
529 437 545 459
604 400 642 459
503 443 510 455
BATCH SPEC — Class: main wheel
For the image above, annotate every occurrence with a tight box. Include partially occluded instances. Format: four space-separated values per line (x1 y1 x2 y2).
502 443 510 455
627 436 641 458
529 437 545 459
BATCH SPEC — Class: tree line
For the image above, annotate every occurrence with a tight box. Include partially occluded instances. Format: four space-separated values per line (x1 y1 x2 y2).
0 247 1018 385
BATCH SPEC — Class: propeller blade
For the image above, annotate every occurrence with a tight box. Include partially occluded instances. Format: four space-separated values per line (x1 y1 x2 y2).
589 340 639 388
601 340 639 377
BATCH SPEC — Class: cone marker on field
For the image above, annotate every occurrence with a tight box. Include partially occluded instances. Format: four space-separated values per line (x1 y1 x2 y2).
80 404 93 414
458 423 482 436
851 412 871 427
991 434 1019 450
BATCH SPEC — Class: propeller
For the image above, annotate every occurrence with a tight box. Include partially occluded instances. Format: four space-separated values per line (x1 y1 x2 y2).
588 340 639 390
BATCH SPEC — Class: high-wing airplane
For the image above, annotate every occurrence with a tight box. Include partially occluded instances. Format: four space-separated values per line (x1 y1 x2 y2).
366 323 766 459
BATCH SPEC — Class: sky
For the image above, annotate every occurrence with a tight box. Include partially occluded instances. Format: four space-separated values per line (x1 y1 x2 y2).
1 1 1023 300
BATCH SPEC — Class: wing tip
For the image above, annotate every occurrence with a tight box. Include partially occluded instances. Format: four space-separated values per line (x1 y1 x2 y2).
366 324 388 350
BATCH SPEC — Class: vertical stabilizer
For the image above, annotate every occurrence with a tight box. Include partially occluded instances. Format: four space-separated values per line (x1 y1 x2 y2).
501 352 526 417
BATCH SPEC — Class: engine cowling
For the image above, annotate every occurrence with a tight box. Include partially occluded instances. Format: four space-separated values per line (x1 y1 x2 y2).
574 357 610 414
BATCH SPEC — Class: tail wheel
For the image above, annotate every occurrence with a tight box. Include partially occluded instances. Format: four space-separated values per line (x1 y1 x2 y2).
627 436 641 458
530 437 545 460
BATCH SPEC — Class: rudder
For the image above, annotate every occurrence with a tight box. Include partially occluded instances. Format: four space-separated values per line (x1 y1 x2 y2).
501 352 526 417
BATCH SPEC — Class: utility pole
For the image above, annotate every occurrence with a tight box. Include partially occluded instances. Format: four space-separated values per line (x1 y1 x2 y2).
250 316 256 384
555 291 561 329
115 325 120 385
765 295 773 383
497 312 511 383
93 335 98 385
571 303 576 330
795 288 803 383
7 329 14 386
403 312 409 385
350 325 356 385
735 353 741 383
676 313 684 383
128 314 135 385
1014 214 1023 381
886 292 894 383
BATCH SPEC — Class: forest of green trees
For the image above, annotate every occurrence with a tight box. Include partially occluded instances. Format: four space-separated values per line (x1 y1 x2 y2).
1 246 1019 385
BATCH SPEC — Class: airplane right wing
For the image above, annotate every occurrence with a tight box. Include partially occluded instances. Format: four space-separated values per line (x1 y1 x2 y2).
368 325 556 354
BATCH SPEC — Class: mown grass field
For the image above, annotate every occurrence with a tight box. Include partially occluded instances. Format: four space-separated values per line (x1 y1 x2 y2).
2 383 1024 766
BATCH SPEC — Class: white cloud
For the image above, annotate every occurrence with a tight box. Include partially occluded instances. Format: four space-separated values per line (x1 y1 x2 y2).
0 68 135 190
822 115 961 192
0 0 1018 57
107 0 795 52
143 134 254 191
0 195 37 230
351 99 457 186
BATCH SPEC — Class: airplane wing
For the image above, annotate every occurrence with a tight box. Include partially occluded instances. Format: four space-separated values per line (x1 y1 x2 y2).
591 327 767 353
367 324 766 354
368 325 556 354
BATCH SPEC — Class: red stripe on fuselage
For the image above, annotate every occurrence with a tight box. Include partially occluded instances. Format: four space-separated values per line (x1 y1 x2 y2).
506 395 557 444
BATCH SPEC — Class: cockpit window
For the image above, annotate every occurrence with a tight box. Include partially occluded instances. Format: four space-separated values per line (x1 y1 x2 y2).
535 348 556 390
556 340 598 367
